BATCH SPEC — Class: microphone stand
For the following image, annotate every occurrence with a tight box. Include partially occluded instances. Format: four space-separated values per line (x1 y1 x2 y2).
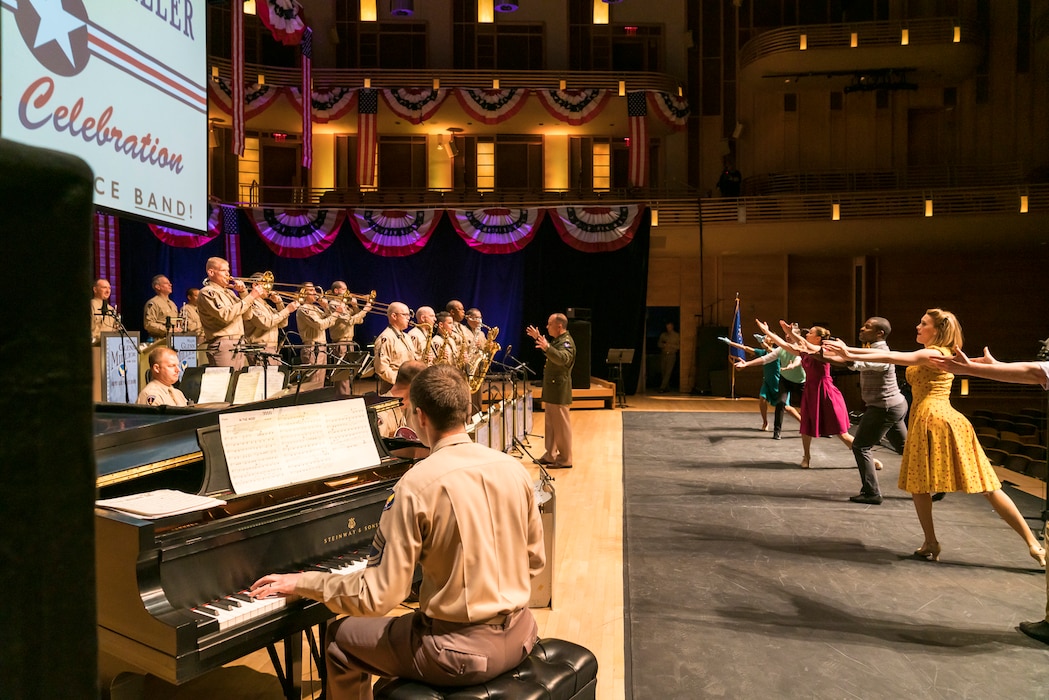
104 307 134 404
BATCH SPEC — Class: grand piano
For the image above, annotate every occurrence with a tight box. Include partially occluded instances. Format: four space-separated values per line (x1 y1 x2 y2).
94 390 414 698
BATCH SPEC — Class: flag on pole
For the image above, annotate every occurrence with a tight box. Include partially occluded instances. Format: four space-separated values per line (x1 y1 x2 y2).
231 2 244 157
300 28 313 168
357 88 378 187
627 91 648 188
729 294 745 360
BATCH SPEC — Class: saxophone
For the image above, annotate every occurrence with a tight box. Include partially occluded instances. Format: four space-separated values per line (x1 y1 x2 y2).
466 326 500 393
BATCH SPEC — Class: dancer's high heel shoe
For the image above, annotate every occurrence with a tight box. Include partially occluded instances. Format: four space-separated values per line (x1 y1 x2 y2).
914 542 941 561
1029 545 1046 567
800 456 811 469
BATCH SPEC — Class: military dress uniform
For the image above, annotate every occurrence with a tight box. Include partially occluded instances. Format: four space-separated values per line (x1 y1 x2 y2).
296 303 339 389
374 325 418 393
143 295 180 341
407 324 431 358
136 379 188 407
329 304 369 395
197 281 255 369
181 303 204 344
90 298 119 344
244 298 295 364
294 433 545 698
540 330 576 467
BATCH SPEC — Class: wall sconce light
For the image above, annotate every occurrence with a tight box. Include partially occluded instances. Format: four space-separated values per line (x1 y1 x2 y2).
832 203 840 221
1021 194 1029 213
677 86 683 97
593 0 608 25
243 0 256 15
364 78 372 88
360 0 377 21
208 119 221 148
960 378 969 396
799 34 807 50
211 66 219 80
258 74 265 85
478 0 494 23
901 29 909 45
618 80 626 96
850 32 858 48
433 78 440 90
924 198 933 217
953 26 961 42
559 79 567 91
651 208 659 226
492 79 500 89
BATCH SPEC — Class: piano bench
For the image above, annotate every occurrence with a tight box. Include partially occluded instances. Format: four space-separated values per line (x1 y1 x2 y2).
372 637 598 700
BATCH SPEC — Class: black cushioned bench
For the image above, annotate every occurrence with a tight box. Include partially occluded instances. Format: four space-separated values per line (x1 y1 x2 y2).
373 638 598 699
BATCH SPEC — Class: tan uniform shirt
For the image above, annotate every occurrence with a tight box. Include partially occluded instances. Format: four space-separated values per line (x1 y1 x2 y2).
374 326 418 386
136 379 189 406
329 305 368 344
244 299 294 349
197 281 254 341
90 298 119 342
295 433 545 622
407 325 431 357
144 295 180 339
181 303 204 342
296 304 338 347
430 334 460 366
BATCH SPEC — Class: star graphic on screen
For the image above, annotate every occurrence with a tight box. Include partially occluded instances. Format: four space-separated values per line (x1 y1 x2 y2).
31 0 86 65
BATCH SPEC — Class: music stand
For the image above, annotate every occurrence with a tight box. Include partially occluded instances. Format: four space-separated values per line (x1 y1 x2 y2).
606 348 635 408
329 351 372 395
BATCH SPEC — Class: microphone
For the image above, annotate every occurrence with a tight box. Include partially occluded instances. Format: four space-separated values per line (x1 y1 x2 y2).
503 345 512 361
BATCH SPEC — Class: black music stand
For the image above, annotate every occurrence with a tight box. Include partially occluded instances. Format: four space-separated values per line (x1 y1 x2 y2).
606 348 634 408
329 351 372 395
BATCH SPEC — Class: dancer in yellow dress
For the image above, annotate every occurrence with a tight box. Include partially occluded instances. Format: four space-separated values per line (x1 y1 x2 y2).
823 308 1046 567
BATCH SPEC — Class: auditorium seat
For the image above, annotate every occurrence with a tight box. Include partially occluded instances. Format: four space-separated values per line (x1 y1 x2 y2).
1003 454 1033 475
993 440 1025 457
1026 460 1048 481
977 434 998 450
1022 444 1047 461
372 638 598 700
983 448 1008 466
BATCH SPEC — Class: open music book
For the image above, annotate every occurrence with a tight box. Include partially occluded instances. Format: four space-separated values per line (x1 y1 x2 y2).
197 366 233 403
97 489 227 519
218 397 382 494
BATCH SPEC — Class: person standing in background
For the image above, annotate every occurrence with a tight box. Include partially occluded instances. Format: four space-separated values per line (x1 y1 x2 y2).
181 288 204 346
91 278 119 344
197 257 264 369
657 321 680 393
527 313 576 469
143 275 180 342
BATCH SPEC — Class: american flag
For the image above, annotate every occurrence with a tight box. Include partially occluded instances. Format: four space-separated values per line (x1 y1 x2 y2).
301 28 313 168
357 88 378 186
729 295 745 360
627 91 648 188
222 206 241 277
231 3 244 156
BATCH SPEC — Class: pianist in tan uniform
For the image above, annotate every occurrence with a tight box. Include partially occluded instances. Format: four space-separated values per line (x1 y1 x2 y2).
197 257 264 370
250 365 544 699
374 302 418 393
143 274 180 341
136 347 190 406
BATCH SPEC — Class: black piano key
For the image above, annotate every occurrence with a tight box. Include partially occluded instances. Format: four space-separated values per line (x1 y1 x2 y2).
229 592 252 602
303 565 330 572
208 598 236 610
187 609 216 624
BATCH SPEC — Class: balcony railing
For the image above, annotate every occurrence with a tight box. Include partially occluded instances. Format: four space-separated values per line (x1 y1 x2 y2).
743 163 1025 196
739 17 982 69
228 183 1049 229
209 58 684 93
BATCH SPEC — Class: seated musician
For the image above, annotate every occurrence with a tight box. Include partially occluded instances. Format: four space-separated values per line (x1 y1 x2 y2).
136 347 190 407
250 365 545 699
295 284 340 389
244 274 299 365
374 302 418 393
197 257 264 370
429 311 460 366
407 305 435 357
90 278 119 344
143 274 180 342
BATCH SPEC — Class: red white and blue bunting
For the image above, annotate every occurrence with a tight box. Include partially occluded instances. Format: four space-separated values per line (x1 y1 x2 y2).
382 88 449 125
209 78 284 120
454 88 530 125
450 208 544 254
549 204 645 253
148 205 222 248
256 0 306 46
247 208 345 258
535 89 610 126
286 86 358 123
649 91 690 130
348 209 442 257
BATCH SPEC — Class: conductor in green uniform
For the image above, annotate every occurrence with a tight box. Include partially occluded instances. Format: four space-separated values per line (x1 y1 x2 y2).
526 313 576 468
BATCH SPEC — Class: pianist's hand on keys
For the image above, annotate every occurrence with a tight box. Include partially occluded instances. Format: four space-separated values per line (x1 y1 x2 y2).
250 554 368 599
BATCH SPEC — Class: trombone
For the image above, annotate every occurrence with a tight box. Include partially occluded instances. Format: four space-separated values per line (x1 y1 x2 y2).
228 271 314 304
322 287 397 317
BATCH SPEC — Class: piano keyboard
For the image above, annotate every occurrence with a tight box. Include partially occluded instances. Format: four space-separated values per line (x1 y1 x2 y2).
192 554 369 632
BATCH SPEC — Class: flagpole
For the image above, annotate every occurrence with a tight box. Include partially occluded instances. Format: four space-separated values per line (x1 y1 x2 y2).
730 293 741 399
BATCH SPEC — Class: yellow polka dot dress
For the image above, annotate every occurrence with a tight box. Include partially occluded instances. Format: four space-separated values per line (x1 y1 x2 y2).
899 347 1001 494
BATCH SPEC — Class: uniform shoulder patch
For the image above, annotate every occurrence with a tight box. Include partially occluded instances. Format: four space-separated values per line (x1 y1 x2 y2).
146 395 157 405
382 493 395 511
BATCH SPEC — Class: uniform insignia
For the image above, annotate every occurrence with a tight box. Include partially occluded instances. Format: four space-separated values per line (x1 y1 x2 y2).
563 342 572 348
383 493 395 510
367 528 386 567
146 395 157 405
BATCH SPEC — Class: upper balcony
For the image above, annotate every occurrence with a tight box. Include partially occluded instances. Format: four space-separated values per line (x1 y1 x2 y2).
739 17 985 93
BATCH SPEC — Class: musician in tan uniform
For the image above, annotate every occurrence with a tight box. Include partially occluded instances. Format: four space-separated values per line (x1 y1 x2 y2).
296 284 339 390
136 347 189 406
377 359 427 439
328 280 372 395
446 299 468 347
374 302 418 393
90 278 119 344
143 275 180 341
250 365 544 699
407 306 436 357
244 281 299 365
464 308 486 347
197 257 264 369
429 311 460 366
181 288 205 345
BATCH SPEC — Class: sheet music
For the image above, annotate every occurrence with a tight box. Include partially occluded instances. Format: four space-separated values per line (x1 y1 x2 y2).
219 398 382 494
198 367 233 403
97 489 227 519
232 369 262 404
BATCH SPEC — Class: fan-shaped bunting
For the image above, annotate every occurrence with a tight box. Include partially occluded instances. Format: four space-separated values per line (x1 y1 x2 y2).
450 208 543 253
286 86 358 123
549 204 645 252
256 0 305 46
209 78 284 120
349 209 442 257
148 205 222 248
454 88 530 125
381 88 449 125
649 91 690 130
535 89 610 126
247 208 345 258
